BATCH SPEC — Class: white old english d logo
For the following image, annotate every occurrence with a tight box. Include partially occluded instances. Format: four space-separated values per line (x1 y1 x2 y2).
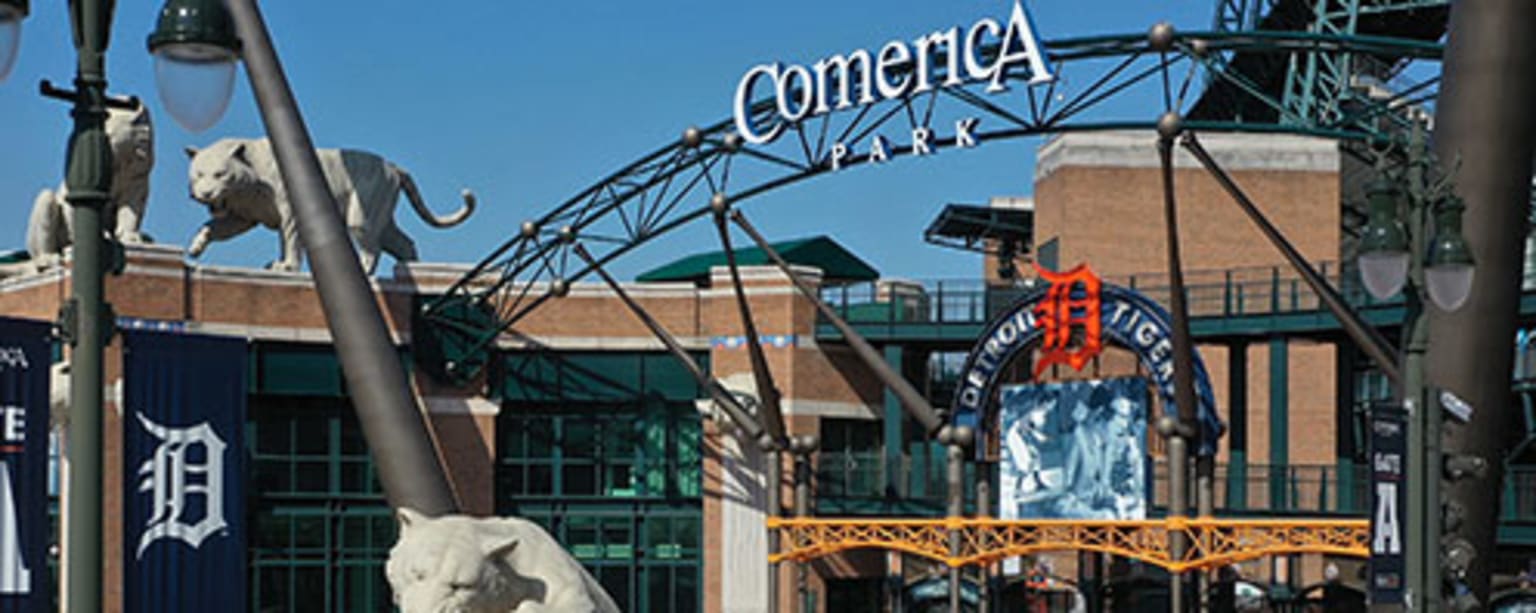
135 412 227 559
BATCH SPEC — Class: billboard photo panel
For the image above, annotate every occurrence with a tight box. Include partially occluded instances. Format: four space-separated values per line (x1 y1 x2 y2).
997 377 1149 522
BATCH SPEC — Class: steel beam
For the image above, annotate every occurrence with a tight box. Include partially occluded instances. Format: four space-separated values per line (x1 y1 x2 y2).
712 209 788 443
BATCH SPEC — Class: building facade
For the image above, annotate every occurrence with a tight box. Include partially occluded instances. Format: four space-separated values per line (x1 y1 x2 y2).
1 131 1533 612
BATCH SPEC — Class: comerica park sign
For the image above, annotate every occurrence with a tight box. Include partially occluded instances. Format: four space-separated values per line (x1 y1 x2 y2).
731 2 1054 168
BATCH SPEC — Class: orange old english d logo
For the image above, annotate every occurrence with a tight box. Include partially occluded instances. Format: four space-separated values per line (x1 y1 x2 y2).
1032 263 1103 377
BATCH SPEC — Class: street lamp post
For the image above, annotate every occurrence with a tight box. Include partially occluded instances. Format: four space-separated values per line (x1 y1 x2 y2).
1356 129 1475 610
0 0 464 608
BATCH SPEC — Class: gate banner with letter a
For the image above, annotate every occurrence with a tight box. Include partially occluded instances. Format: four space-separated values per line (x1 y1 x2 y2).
0 318 51 612
123 330 245 613
1368 404 1407 605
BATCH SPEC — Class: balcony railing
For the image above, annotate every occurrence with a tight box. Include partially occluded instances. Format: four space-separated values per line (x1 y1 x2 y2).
813 454 1536 524
1150 462 1370 515
816 261 1403 330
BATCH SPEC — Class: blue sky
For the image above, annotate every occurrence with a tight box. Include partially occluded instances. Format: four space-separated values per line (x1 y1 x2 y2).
0 1 1212 280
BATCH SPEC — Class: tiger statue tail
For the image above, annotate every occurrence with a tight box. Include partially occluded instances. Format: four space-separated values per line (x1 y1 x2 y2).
397 169 476 228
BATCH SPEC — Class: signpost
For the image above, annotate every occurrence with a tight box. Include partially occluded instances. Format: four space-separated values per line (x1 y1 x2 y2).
1369 405 1408 606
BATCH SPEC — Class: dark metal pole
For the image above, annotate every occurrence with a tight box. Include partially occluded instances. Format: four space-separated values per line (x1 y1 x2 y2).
225 0 457 515
765 446 782 613
1428 0 1536 605
713 203 788 443
976 460 991 613
1157 116 1199 613
710 200 792 610
63 1 115 609
571 244 766 441
729 210 946 434
1180 133 1403 386
790 437 815 613
943 427 968 613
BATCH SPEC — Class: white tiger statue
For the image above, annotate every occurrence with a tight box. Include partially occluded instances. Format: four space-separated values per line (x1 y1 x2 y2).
386 509 621 613
25 104 154 270
184 138 476 274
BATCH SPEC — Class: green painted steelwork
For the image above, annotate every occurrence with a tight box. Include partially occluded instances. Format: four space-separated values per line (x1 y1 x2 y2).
637 235 877 284
883 345 906 499
1268 337 1290 510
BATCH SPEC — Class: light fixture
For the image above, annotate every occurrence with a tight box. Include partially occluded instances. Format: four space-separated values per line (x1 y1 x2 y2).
147 0 239 132
1357 179 1410 301
0 0 27 83
1426 195 1475 311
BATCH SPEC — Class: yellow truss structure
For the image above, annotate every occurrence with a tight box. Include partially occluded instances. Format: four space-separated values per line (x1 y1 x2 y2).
768 517 1369 573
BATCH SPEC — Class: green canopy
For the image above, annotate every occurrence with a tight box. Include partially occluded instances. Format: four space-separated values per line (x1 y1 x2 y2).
637 235 878 284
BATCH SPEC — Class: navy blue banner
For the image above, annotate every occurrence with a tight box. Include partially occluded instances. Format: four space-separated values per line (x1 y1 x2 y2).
0 318 52 612
123 331 246 613
1368 404 1407 605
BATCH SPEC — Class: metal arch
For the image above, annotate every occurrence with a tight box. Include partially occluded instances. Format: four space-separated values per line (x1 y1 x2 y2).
417 30 1442 383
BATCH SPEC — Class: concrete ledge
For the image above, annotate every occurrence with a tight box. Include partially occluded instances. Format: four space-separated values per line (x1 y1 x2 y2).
1037 130 1340 182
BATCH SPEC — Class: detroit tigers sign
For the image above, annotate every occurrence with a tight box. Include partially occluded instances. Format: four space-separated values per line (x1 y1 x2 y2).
949 265 1225 456
123 330 247 613
133 413 228 559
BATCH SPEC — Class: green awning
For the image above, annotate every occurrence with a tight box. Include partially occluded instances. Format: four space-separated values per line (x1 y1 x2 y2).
636 235 878 284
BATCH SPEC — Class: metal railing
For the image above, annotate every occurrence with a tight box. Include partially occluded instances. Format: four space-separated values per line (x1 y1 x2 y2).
813 454 1536 522
1151 462 1370 515
816 261 1402 329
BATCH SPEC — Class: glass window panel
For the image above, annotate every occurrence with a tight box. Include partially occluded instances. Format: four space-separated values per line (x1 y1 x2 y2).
676 516 700 552
563 465 598 496
528 465 554 494
599 566 631 612
253 514 290 549
500 465 525 496
295 566 330 610
339 462 370 495
502 425 527 458
291 515 328 550
295 461 331 493
567 516 598 545
339 423 368 455
606 417 640 456
256 567 290 613
256 421 290 455
676 564 699 613
607 463 634 496
294 420 328 455
342 566 377 613
647 567 671 613
340 516 370 549
565 420 597 456
526 418 555 457
643 516 668 548
253 460 293 494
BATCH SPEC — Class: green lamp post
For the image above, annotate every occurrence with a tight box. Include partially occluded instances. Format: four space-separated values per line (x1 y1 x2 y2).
1355 146 1476 610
